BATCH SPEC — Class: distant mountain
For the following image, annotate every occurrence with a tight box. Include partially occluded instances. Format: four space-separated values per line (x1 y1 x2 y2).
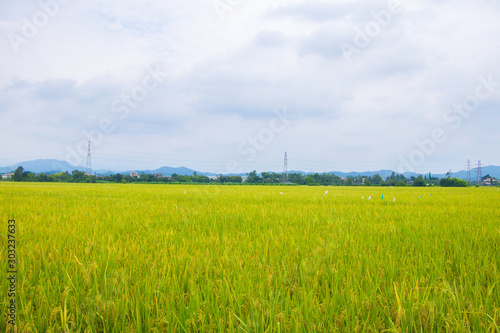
0 159 108 175
0 159 84 174
327 170 398 179
121 166 218 177
441 165 500 180
0 159 216 177
0 166 13 174
1 159 499 180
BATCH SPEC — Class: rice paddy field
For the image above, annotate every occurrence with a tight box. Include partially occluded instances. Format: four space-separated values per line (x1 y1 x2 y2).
1 182 500 332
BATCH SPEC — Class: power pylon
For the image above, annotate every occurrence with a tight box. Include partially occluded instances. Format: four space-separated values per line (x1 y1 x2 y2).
466 160 472 184
476 160 482 184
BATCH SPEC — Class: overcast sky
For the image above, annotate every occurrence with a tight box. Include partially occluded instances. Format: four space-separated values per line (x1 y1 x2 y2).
1 0 499 174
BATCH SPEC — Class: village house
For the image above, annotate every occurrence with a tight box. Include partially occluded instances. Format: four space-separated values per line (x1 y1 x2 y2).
483 176 498 186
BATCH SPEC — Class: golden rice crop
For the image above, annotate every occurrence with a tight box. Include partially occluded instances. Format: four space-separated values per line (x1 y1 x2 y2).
1 183 499 332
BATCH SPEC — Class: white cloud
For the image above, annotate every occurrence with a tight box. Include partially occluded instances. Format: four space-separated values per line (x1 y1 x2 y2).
1 0 499 173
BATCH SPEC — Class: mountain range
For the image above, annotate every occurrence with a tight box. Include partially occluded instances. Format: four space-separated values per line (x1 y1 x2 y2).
1 159 499 180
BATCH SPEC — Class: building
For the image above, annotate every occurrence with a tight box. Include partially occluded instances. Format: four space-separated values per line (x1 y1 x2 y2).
155 173 163 178
130 172 139 178
483 177 498 186
2 173 14 180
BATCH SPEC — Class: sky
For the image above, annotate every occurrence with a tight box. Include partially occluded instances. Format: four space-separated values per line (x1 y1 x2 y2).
1 0 499 174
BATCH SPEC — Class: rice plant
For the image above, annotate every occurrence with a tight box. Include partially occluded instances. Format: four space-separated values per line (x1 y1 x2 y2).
1 183 499 332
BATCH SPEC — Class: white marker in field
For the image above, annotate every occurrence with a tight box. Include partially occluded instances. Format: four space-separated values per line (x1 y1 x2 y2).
280 192 284 195
325 190 329 195
368 196 372 200
184 191 187 194
393 197 396 202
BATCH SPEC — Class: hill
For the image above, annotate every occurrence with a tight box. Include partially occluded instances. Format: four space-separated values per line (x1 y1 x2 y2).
1 159 499 180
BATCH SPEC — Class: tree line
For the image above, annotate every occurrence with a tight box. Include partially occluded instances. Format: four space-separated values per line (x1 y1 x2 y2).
2 166 473 187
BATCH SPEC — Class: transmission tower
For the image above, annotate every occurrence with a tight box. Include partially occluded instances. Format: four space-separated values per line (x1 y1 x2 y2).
476 160 482 184
283 152 288 183
86 141 92 175
466 160 472 184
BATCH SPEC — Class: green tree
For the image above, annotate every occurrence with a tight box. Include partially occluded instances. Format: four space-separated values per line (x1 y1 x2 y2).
72 170 86 183
123 175 134 183
440 178 467 187
141 174 156 182
37 173 50 182
413 175 426 187
288 173 303 184
371 174 383 185
24 171 35 182
13 166 24 182
305 176 316 186
246 171 261 184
